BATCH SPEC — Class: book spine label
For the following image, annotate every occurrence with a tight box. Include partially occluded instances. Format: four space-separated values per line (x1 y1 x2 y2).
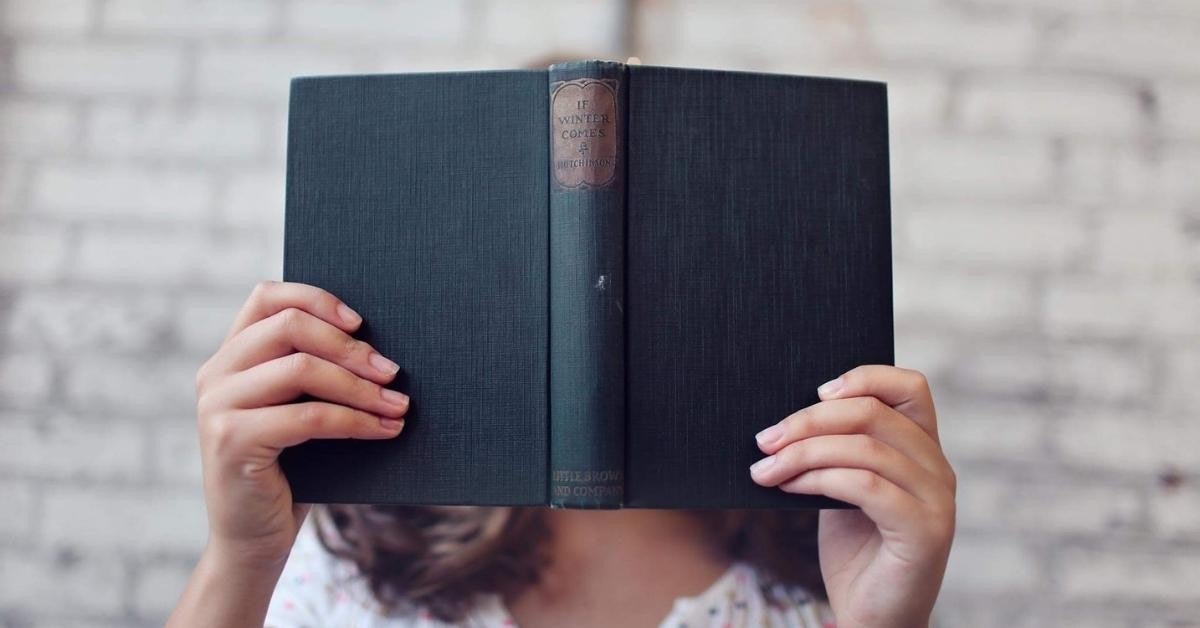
547 61 627 508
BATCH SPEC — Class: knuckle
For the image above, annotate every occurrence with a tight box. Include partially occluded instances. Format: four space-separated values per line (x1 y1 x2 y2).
777 441 807 469
851 395 882 417
296 403 327 432
202 411 238 454
286 352 316 377
277 307 306 335
856 470 884 496
782 408 812 438
194 360 211 394
250 279 277 301
343 336 366 362
858 434 887 458
907 368 930 393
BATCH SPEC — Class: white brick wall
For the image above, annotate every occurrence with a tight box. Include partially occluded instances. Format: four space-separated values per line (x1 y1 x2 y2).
1 0 1198 625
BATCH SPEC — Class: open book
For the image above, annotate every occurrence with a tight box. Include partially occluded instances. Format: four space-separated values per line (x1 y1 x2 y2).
280 60 893 509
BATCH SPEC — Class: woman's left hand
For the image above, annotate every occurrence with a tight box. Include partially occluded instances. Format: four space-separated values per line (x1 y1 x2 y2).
750 365 956 628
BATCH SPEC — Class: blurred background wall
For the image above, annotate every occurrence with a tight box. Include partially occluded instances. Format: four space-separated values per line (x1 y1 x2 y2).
0 0 1197 626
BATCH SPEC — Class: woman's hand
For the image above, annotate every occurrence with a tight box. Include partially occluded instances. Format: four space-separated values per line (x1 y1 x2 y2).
196 280 410 565
750 365 955 628
170 281 409 627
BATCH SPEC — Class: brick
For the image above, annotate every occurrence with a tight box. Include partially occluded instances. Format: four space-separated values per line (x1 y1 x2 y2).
42 487 207 554
4 289 174 353
1150 488 1200 541
152 419 203 485
0 100 79 155
1050 343 1154 404
0 548 125 615
0 480 36 541
959 76 1141 137
13 43 185 96
0 416 147 480
956 475 1141 535
866 10 1039 68
131 561 193 620
1061 547 1200 601
1092 209 1193 276
885 72 951 130
72 228 276 286
30 164 212 219
1058 138 1118 204
0 353 54 407
103 0 275 36
479 0 620 56
935 400 1044 463
1043 276 1200 340
1111 145 1200 202
1054 411 1200 474
178 294 245 355
288 0 470 44
1163 347 1200 410
963 0 1200 17
3 0 93 35
941 536 1041 594
85 104 265 162
0 161 25 211
644 0 819 61
0 226 70 282
1156 83 1200 137
893 331 959 379
891 134 1054 200
1049 18 1200 77
901 205 1088 270
947 341 1050 399
220 169 285 229
894 265 1035 330
196 46 370 101
64 355 197 416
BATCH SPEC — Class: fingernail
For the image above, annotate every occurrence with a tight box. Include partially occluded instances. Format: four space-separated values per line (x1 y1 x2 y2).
337 303 362 326
749 455 776 474
368 351 400 376
381 388 409 408
817 377 844 397
755 424 783 447
380 418 404 432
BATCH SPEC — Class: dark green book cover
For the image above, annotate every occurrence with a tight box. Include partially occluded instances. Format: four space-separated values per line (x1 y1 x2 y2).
280 61 893 509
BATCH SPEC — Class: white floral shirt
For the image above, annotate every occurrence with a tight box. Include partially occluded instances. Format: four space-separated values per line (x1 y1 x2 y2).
266 522 834 628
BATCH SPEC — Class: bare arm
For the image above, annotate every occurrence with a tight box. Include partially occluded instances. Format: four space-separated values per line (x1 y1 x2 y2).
167 281 409 627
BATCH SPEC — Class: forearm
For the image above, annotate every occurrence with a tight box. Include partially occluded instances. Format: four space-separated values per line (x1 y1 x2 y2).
167 543 287 628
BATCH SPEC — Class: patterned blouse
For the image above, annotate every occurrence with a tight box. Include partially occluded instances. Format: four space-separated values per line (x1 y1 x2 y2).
266 523 834 628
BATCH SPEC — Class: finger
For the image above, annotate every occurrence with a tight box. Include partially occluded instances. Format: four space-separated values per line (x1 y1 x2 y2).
209 307 399 385
779 468 923 537
756 397 950 482
226 281 362 342
750 434 944 505
817 365 938 442
201 353 410 418
209 402 404 454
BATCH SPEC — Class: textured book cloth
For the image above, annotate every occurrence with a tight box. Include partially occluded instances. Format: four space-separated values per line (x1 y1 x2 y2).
281 61 893 509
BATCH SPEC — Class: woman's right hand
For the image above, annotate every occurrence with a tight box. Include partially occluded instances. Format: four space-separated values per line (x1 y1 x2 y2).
194 280 410 569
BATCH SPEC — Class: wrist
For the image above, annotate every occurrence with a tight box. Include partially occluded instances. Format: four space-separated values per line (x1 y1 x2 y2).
166 539 289 628
203 535 292 577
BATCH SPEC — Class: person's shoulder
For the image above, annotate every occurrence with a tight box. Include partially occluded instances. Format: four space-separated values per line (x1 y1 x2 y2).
265 521 409 626
266 521 512 627
738 562 836 628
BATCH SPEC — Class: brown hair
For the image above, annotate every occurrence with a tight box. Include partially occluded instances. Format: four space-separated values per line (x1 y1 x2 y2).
316 505 825 622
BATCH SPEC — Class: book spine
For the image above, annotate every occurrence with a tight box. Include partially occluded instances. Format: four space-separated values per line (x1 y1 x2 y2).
547 61 627 508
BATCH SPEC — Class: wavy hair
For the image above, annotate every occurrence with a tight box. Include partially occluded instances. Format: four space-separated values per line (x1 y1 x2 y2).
316 505 825 623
